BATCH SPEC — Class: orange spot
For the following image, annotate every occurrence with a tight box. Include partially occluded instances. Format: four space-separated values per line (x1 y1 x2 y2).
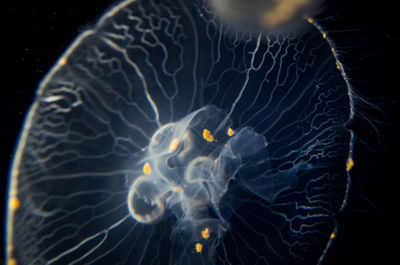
173 186 181 193
143 162 152 175
59 57 67 66
201 227 211 239
346 158 354 171
307 17 314 23
202 129 214 142
227 128 235 136
11 197 20 210
195 243 203 253
9 258 17 265
330 232 336 239
169 138 180 152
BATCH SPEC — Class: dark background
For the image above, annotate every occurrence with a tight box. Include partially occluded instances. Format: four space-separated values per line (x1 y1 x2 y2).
1 0 399 264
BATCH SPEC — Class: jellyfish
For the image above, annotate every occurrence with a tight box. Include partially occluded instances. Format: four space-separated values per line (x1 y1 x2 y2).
6 0 354 264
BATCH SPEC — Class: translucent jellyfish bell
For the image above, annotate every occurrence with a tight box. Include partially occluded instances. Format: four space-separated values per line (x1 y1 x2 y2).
6 0 354 264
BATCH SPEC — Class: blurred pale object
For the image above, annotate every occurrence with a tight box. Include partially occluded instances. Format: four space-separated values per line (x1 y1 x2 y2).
210 0 321 31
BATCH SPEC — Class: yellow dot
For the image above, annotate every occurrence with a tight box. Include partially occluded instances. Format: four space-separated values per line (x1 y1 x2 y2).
330 232 336 239
143 162 152 175
9 258 17 265
307 17 314 23
169 138 180 152
322 33 327 39
10 197 20 210
59 57 67 66
173 186 181 193
336 62 341 70
331 48 335 53
346 158 354 171
202 129 214 142
195 243 203 253
227 128 235 136
201 227 210 239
